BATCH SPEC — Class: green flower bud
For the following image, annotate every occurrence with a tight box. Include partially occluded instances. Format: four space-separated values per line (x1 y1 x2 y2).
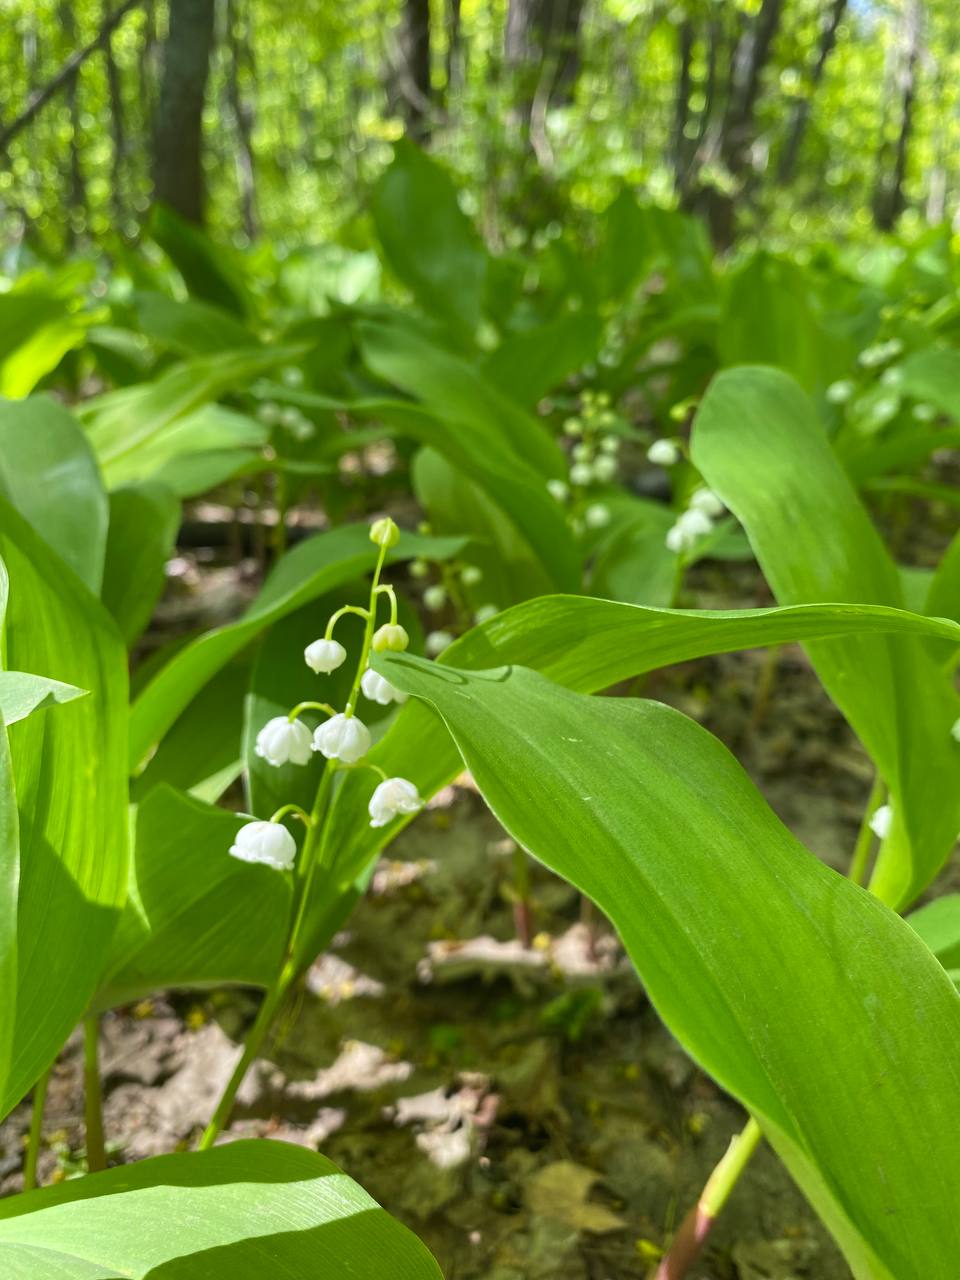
370 517 401 549
372 623 410 653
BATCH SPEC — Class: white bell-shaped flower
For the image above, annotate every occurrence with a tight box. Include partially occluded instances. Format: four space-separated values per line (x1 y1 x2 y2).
361 668 408 707
593 454 617 482
689 487 725 518
547 478 569 503
425 630 454 656
304 637 347 674
647 439 680 466
255 716 313 767
569 462 593 486
229 820 297 871
869 804 893 840
368 777 423 828
665 507 713 554
585 502 611 529
312 712 371 763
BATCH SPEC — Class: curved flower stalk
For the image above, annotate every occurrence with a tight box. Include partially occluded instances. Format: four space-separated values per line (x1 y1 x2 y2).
201 517 424 1149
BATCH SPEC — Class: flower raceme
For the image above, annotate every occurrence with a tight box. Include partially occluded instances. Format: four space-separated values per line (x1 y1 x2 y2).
229 820 297 871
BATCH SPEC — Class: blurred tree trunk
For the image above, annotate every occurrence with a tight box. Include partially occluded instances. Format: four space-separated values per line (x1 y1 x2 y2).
225 0 258 237
445 0 463 105
672 18 694 202
872 0 923 231
505 0 585 161
152 0 216 224
59 2 88 246
103 0 127 224
397 0 433 142
777 0 847 184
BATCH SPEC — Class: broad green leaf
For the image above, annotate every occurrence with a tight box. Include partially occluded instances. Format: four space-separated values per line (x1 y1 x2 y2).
842 425 960 483
692 367 960 908
0 395 108 594
585 496 677 607
101 483 181 646
0 279 94 398
906 895 960 972
97 786 289 1008
129 527 466 772
372 140 488 341
412 447 556 606
80 347 296 482
309 594 960 959
0 498 127 1116
0 1139 442 1278
927 529 960 623
897 347 960 418
356 318 565 478
481 312 603 408
379 652 960 1279
131 291 258 355
0 672 87 725
149 203 252 317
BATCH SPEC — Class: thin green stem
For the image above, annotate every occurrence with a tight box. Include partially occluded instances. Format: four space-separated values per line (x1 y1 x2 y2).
198 960 296 1151
83 1017 106 1174
324 604 369 639
849 774 886 887
344 542 388 716
373 582 399 624
23 1066 50 1192
287 700 336 722
268 803 312 827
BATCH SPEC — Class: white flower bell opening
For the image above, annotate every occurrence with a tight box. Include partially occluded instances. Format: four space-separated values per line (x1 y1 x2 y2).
647 439 680 467
869 804 893 840
255 716 313 767
229 820 297 871
361 668 408 706
368 777 423 828
312 712 371 763
304 637 347 674
665 507 713 554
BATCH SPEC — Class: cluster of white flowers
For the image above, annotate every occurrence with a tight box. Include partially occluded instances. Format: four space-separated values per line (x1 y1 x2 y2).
409 553 497 656
665 487 725 555
230 516 425 872
257 401 315 442
858 338 903 369
550 390 621 497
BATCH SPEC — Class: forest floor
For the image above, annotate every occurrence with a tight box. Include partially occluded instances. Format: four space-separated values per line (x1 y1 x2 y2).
1 496 956 1279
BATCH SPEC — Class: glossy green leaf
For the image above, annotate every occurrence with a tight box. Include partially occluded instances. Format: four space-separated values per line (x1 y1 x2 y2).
149 203 252 317
692 366 960 908
80 347 295 484
97 786 289 1008
372 140 488 341
0 279 93 398
897 347 960 418
0 672 88 724
480 312 603 408
0 497 127 1116
131 291 259 355
0 1139 442 1278
0 395 108 594
379 652 960 1280
310 593 960 959
101 483 181 646
129 526 466 772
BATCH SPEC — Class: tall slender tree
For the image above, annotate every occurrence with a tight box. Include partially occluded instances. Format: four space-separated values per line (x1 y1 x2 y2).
396 0 433 142
873 0 923 231
152 0 216 224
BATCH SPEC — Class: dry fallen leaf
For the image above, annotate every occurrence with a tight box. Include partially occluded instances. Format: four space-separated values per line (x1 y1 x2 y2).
525 1160 625 1234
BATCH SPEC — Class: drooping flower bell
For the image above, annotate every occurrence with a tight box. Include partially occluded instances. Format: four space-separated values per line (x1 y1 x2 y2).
361 668 408 707
689 487 725 518
312 712 371 763
255 716 313 767
665 507 713 554
304 637 347 674
425 629 454 656
647 439 680 467
368 777 423 828
869 804 893 840
229 820 297 871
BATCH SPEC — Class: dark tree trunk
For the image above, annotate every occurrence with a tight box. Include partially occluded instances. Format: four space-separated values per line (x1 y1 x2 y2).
777 0 847 184
505 0 585 117
152 0 216 224
672 18 694 202
225 0 257 237
873 0 923 231
445 0 463 101
103 0 127 224
59 3 88 246
398 0 433 142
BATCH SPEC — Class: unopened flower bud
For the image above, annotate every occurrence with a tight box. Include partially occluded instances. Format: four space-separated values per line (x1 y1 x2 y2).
547 478 569 502
563 417 583 437
569 462 593 486
305 638 347 674
593 455 617 482
372 623 409 653
425 630 454 656
370 517 400 549
409 558 430 579
600 435 620 454
572 442 592 462
461 565 483 587
826 380 854 405
255 716 313 767
869 804 893 840
585 503 611 529
361 668 408 706
312 713 371 763
424 584 447 611
474 604 498 624
368 777 423 828
647 439 680 467
229 820 297 871
689 487 724 518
